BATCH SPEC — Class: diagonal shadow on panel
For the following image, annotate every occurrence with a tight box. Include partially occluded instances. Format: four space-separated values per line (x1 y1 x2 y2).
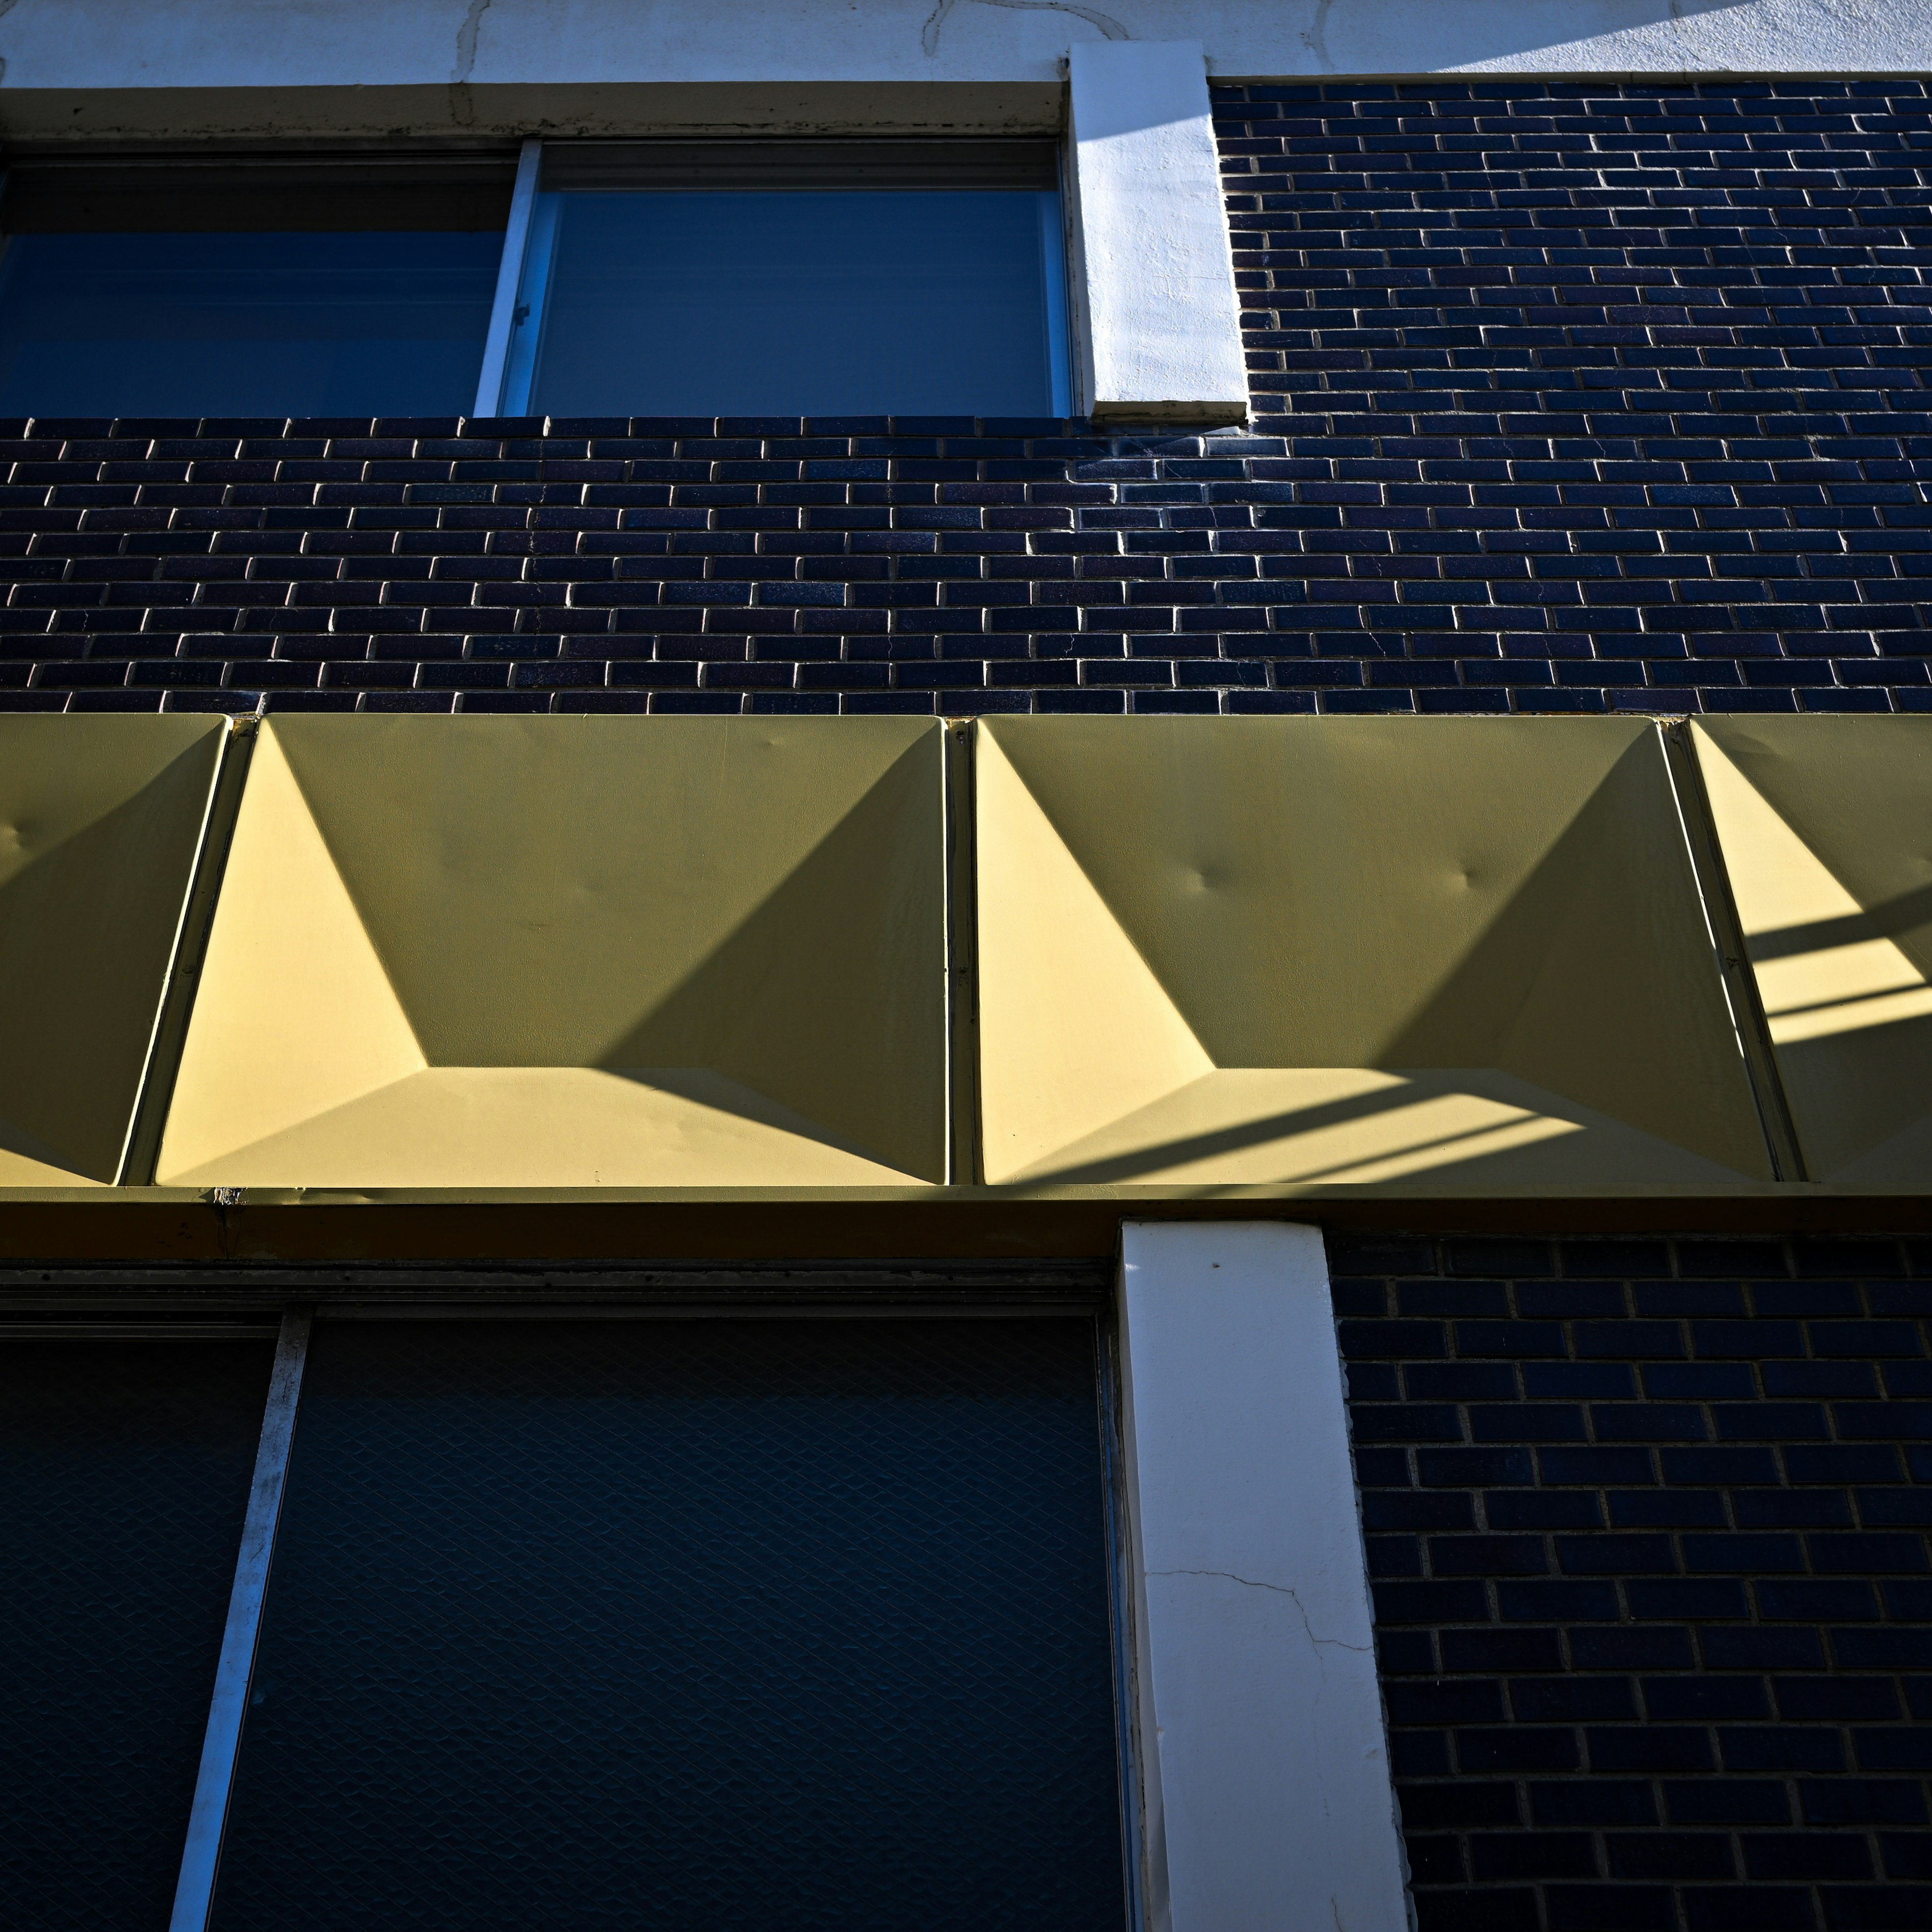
994 728 1770 1188
158 719 948 1188
1007 1073 1572 1189
1693 720 1932 1181
0 741 222 1182
1376 733 1768 1177
594 736 947 1182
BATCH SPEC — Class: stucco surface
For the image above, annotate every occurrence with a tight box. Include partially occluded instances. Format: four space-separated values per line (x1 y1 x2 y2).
0 1 1927 139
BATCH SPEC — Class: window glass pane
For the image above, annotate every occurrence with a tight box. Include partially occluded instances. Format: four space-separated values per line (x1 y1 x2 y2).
0 231 501 417
0 1339 272 1928
525 191 1062 417
212 1319 1125 1931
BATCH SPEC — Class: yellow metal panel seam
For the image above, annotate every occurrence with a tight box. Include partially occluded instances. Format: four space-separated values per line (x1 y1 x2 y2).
944 718 982 1188
119 716 259 1188
1688 715 1932 1186
1658 718 1806 1184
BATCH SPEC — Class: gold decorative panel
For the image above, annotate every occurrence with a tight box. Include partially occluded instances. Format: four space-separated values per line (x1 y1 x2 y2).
976 716 1772 1189
158 717 946 1188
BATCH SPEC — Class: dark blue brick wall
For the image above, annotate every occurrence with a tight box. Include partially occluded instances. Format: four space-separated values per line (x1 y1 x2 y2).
1334 1233 1932 1932
1223 78 1932 717
0 77 1925 712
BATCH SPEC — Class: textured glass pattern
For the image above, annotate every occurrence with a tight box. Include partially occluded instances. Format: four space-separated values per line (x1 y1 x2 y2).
213 1318 1123 1931
0 1339 272 1929
0 232 499 416
526 192 1061 416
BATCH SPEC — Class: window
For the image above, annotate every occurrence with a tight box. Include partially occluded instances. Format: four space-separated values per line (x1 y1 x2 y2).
2 1301 1129 1931
496 142 1071 418
0 143 1072 421
0 1337 273 1926
0 158 512 417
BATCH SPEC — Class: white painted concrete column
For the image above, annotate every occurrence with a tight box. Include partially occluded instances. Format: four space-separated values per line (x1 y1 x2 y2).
1067 40 1248 425
1117 1221 1410 1932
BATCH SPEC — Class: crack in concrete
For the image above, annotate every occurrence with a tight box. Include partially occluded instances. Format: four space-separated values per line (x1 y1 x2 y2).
923 0 1129 60
454 0 493 81
1300 0 1336 75
0 0 22 87
1147 1568 1373 1651
451 0 493 125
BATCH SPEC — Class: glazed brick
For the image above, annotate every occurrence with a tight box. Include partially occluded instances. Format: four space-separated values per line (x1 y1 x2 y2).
1340 1231 1932 1932
5 82 1932 712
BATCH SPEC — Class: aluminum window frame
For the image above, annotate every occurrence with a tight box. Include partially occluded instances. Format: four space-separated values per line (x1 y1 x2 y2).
0 1226 1415 1932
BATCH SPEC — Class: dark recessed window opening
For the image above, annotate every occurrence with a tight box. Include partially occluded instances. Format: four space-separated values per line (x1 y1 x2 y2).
0 157 512 417
209 1316 1125 1930
0 1312 1125 1929
0 142 1071 421
0 1338 273 1928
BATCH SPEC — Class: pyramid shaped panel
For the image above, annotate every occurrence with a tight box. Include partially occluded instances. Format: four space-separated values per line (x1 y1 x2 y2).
976 716 1772 1189
0 714 225 1184
158 717 947 1188
1692 717 1932 1183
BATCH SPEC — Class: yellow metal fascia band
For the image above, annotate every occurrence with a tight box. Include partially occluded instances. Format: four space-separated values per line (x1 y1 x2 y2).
0 710 1923 1206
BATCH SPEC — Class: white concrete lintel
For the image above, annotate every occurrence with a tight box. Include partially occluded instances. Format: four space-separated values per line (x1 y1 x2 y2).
5 4 1931 144
3 2 1931 106
1068 41 1248 425
1117 1220 1410 1932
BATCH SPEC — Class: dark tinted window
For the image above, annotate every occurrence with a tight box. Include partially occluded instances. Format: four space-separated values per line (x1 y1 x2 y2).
0 230 501 417
0 1338 271 1929
212 1318 1124 1931
516 189 1067 417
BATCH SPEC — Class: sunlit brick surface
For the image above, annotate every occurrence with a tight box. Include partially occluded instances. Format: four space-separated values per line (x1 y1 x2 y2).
2 82 1926 716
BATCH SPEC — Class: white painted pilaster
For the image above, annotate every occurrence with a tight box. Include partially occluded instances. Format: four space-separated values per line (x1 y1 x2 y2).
1117 1220 1410 1932
1067 41 1248 425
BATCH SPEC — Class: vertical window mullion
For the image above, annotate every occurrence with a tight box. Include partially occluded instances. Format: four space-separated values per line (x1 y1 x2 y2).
471 136 544 418
497 187 562 417
1095 1313 1150 1932
168 1306 312 1932
1037 185 1072 419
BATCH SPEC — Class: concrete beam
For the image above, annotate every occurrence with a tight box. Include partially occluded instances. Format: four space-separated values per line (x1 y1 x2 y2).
1 2 1929 143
